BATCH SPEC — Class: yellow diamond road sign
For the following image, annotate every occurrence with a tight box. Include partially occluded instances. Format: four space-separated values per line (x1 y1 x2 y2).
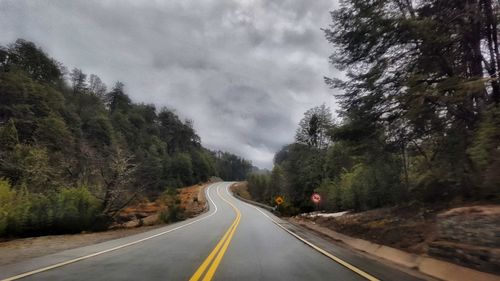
275 196 284 205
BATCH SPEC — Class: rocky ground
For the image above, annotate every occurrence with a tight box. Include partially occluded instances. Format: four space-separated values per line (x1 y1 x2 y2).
294 204 500 275
178 183 208 218
297 203 438 255
112 182 210 228
429 205 500 274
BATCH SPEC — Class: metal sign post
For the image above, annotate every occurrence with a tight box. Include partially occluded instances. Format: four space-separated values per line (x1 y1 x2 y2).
274 195 284 213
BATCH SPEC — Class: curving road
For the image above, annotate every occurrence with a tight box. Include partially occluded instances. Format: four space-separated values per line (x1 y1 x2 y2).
0 182 424 281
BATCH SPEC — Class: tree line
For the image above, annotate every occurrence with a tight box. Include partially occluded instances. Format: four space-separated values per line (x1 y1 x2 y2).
0 39 252 236
248 0 500 214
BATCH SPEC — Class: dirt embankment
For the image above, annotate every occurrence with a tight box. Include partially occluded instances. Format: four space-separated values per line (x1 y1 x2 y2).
0 182 211 266
231 181 251 200
295 204 500 275
112 182 210 228
299 204 438 254
178 183 208 218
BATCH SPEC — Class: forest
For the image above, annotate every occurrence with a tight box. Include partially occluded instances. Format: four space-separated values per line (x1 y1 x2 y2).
248 0 500 214
0 39 252 236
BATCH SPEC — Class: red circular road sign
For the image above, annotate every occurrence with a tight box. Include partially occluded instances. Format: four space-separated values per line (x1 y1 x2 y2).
311 193 321 204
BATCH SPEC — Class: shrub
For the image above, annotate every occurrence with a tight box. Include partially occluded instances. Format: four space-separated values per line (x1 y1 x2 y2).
0 179 14 236
158 190 185 223
316 179 343 211
0 180 32 236
159 205 185 223
26 192 54 234
0 181 101 237
54 186 100 233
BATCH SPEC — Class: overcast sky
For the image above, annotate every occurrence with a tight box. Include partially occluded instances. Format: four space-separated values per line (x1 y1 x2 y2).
0 0 341 169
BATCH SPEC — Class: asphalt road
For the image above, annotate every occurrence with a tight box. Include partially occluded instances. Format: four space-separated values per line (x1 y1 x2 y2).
0 182 424 281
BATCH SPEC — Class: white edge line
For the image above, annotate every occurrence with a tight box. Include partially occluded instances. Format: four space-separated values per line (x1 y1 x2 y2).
231 190 380 281
1 183 221 281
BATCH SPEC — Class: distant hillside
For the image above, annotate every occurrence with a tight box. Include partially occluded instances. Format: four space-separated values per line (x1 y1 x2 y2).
0 39 251 237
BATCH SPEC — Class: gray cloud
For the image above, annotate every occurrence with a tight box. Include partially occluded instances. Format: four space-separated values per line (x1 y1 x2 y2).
0 0 341 168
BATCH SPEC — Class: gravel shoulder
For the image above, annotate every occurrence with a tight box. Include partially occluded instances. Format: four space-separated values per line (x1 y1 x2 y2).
0 225 164 266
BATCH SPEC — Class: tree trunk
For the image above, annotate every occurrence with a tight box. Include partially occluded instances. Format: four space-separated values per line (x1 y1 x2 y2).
482 0 500 103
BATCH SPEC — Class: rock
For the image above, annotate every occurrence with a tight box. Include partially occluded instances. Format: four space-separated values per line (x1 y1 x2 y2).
429 241 500 274
142 214 159 226
436 205 500 248
430 205 500 274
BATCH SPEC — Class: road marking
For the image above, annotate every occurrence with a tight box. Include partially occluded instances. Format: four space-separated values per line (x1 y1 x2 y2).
239 198 380 281
188 214 238 281
1 183 221 281
189 184 241 281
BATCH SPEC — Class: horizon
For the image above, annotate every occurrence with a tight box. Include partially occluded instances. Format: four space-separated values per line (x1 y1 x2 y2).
0 0 341 169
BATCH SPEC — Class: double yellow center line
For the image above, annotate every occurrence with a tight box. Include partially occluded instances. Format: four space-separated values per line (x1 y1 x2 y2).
189 186 241 281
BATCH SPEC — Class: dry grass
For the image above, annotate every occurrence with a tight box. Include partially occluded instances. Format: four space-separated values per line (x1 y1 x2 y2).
230 181 251 200
177 183 209 217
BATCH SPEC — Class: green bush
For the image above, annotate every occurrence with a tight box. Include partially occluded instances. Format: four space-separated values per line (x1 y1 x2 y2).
468 105 500 198
316 179 343 211
0 180 32 236
158 191 185 224
26 192 54 234
0 180 101 237
159 205 185 223
54 186 100 233
338 165 358 210
0 179 14 235
277 201 300 216
7 186 32 235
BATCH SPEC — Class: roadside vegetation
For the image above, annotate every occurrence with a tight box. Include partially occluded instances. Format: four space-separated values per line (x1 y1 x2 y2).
247 0 500 214
0 39 252 237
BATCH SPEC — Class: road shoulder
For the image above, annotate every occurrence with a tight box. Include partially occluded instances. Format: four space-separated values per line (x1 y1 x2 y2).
0 183 212 267
0 225 165 266
288 217 499 281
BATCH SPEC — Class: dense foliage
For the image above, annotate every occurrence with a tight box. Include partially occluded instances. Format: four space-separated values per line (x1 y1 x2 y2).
248 0 500 214
0 39 252 236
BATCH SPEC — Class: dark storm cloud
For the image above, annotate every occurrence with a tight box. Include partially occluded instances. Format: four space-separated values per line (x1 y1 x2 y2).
0 0 340 168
